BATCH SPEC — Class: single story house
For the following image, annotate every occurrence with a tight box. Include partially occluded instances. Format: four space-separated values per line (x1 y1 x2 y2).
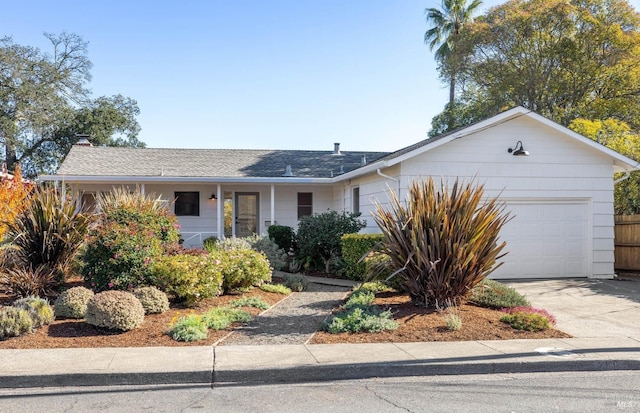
41 107 639 280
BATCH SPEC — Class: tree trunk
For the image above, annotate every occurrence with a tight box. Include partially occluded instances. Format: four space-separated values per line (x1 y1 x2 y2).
449 73 456 106
4 142 17 173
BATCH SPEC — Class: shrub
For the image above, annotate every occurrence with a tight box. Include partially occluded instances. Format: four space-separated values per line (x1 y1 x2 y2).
0 306 33 338
325 307 398 333
0 164 33 241
469 279 530 309
343 290 375 310
268 225 294 252
219 249 272 292
363 253 404 291
246 234 288 271
201 307 252 330
13 296 54 328
372 177 511 308
341 234 384 281
356 281 391 294
230 296 270 310
8 187 94 279
500 311 552 332
54 286 94 319
282 273 309 292
295 211 366 273
82 188 180 292
202 236 218 250
259 283 292 295
133 286 170 314
152 253 223 307
204 237 251 252
502 306 556 326
0 265 56 298
168 314 208 342
85 291 145 331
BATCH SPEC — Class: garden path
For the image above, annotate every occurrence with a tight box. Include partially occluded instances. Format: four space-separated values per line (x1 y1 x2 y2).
218 283 351 345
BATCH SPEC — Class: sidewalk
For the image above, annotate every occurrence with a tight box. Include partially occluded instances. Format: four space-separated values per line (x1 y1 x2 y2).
1 337 639 388
1 277 639 388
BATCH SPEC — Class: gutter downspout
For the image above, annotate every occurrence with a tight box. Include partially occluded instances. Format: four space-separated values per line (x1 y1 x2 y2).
614 168 633 184
377 168 400 197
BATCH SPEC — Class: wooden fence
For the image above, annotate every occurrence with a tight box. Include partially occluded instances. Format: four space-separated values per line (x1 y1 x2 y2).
615 215 640 271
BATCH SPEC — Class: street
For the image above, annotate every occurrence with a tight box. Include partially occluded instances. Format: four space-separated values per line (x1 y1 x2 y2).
0 371 638 412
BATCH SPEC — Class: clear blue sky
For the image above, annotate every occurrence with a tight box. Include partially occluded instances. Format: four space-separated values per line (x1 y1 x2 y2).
5 0 639 152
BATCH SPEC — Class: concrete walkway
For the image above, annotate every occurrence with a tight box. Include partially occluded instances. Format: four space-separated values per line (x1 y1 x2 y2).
1 277 639 388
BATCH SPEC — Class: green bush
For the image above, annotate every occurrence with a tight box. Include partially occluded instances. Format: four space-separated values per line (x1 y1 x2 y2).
13 296 54 328
54 286 94 319
246 234 288 271
259 283 292 295
356 281 391 294
363 253 404 291
469 279 530 309
500 311 552 332
343 290 375 310
82 188 180 292
219 249 272 292
295 211 366 273
85 290 145 331
152 253 223 307
230 295 270 310
341 234 384 281
0 265 56 298
168 314 208 342
0 306 33 338
372 177 511 308
202 236 218 250
268 225 294 252
7 187 95 280
325 307 398 333
201 307 252 330
282 273 309 292
444 312 463 331
132 286 170 314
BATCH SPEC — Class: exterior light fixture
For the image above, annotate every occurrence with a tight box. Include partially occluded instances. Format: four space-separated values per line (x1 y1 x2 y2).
209 193 217 200
508 141 529 156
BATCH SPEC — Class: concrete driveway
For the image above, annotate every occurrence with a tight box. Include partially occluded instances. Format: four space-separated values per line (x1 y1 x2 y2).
504 278 640 339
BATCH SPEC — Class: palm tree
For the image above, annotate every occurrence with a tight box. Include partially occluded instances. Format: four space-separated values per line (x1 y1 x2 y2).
425 0 482 106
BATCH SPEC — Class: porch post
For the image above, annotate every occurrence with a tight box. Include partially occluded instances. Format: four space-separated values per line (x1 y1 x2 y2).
270 185 275 229
217 184 222 239
140 184 145 195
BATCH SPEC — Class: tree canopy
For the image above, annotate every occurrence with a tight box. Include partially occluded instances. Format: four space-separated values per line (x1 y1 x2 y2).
428 0 640 136
0 33 143 177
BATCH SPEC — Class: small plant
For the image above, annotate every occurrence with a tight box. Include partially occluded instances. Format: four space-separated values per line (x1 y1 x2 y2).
201 307 252 330
325 306 398 333
282 274 309 292
0 306 33 338
85 291 145 331
0 265 56 298
500 311 552 332
54 286 95 319
12 296 54 328
202 236 218 250
501 306 556 326
133 286 170 314
469 279 530 309
356 281 390 294
444 311 463 331
343 290 375 310
204 237 251 252
259 283 292 295
168 314 208 342
230 296 270 310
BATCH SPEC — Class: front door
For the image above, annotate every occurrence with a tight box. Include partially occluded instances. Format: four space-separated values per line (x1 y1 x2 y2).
235 192 259 237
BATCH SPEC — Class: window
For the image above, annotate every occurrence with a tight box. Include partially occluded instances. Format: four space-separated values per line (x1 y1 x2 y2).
297 192 312 219
175 192 200 216
352 187 360 214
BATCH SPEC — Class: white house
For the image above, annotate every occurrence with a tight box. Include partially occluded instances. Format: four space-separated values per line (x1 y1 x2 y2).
40 107 639 280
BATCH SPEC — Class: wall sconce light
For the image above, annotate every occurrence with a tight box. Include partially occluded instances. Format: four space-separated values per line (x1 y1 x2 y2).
209 193 217 200
508 141 530 156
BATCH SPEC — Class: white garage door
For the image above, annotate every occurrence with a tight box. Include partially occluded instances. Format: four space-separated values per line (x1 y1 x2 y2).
490 200 590 279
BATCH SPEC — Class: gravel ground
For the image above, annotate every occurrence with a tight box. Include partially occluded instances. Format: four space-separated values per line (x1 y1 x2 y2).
218 283 351 345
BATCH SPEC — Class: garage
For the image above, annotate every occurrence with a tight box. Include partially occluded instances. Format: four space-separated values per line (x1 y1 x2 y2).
490 200 590 279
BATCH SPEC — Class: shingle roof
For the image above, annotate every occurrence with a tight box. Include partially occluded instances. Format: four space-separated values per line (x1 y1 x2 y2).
57 146 389 179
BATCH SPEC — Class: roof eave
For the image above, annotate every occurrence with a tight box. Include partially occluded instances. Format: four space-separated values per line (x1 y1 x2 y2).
38 175 334 184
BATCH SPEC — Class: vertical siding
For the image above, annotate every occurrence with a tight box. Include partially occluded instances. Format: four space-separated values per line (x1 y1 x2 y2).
354 117 616 278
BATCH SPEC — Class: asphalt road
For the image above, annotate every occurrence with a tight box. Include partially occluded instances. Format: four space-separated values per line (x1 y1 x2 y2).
0 371 638 412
